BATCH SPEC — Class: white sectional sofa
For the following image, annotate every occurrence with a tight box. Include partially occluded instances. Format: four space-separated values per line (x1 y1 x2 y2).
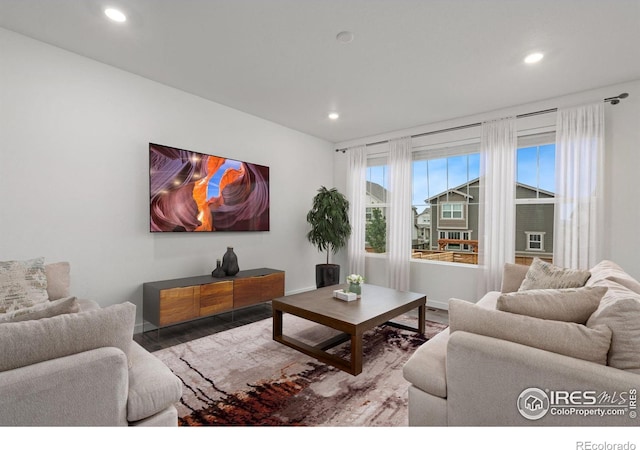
403 259 640 426
0 259 182 426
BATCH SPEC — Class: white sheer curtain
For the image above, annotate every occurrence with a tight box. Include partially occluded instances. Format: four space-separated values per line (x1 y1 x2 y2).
554 102 604 269
478 117 516 294
347 145 367 277
387 136 412 291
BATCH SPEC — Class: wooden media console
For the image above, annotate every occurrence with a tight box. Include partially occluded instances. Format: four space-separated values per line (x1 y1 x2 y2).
143 268 284 331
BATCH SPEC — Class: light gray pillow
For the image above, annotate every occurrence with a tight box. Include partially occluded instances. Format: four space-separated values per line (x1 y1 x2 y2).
519 258 591 291
501 263 530 293
0 297 79 324
0 302 135 372
586 282 640 373
497 286 607 323
449 298 611 365
0 257 49 313
45 262 70 300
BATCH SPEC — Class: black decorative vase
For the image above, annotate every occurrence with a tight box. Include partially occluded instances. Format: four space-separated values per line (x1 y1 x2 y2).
211 259 226 278
221 247 239 276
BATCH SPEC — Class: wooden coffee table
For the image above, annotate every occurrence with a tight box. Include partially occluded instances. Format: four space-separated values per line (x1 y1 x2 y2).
272 283 426 375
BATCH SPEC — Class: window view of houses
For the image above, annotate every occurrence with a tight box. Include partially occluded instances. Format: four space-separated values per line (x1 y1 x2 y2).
365 141 555 265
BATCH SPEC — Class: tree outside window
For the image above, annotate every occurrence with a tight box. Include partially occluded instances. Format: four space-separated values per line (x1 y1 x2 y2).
366 207 386 253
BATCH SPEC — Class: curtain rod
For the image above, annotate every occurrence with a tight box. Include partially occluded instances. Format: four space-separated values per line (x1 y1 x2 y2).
335 92 629 152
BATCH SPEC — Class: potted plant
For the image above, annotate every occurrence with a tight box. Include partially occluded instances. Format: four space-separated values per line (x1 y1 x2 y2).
306 186 351 288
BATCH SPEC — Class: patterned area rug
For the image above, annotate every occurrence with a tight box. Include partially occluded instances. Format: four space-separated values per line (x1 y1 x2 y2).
153 314 447 426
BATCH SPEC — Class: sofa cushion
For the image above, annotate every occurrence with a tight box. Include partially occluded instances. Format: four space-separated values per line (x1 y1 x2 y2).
449 299 611 365
44 262 71 300
403 328 449 398
519 258 591 291
0 302 135 372
496 286 606 323
0 296 79 324
501 263 530 293
587 260 640 295
476 291 501 310
586 281 640 373
127 342 183 422
0 257 49 313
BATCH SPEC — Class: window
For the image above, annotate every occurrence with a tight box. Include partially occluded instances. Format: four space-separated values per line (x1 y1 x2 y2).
411 146 480 262
515 133 555 264
437 230 473 250
365 162 388 253
525 232 545 251
362 131 555 266
442 203 463 219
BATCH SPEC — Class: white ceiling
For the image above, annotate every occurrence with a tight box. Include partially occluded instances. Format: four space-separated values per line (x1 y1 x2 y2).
1 0 639 143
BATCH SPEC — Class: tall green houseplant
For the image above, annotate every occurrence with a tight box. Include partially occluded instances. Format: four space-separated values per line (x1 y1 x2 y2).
306 186 351 287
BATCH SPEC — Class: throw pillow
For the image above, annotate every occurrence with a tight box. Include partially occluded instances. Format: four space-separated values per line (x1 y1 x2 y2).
449 298 612 365
586 282 640 373
519 258 591 291
496 286 607 323
0 296 79 324
44 262 71 300
500 263 530 293
0 257 49 314
0 302 136 372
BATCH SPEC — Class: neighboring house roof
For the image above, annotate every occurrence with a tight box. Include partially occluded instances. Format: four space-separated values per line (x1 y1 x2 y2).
425 178 479 203
424 177 555 203
366 181 388 204
516 181 555 198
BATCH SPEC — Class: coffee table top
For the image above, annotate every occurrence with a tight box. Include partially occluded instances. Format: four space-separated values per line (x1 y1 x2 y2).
272 283 426 327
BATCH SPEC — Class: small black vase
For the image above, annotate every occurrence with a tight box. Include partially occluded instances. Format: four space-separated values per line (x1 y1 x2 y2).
211 259 226 278
221 247 239 276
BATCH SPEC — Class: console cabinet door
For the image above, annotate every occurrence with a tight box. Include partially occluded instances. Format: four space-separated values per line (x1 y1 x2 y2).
159 286 198 326
233 277 263 308
233 272 285 308
199 281 233 316
261 272 285 300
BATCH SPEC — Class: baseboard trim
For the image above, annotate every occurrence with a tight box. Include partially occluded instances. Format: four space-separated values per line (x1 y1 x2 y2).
427 299 449 311
285 285 317 296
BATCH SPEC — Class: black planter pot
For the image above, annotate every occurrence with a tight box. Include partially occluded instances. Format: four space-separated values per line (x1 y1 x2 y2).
315 264 340 288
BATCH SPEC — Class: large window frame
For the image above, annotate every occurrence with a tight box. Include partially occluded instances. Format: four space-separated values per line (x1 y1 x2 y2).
362 131 556 265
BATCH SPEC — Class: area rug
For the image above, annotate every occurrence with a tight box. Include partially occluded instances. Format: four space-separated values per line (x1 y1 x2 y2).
152 314 448 426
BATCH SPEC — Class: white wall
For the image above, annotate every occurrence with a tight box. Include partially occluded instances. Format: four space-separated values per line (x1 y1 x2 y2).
335 79 640 309
0 28 335 328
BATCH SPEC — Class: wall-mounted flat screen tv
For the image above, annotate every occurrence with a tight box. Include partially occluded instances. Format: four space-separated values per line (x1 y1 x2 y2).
149 143 270 232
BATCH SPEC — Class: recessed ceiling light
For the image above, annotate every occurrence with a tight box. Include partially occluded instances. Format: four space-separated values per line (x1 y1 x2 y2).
336 31 354 44
328 112 340 120
105 8 127 23
524 52 544 64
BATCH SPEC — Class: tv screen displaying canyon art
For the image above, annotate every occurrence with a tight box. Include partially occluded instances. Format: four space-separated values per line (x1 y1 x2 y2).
149 143 270 232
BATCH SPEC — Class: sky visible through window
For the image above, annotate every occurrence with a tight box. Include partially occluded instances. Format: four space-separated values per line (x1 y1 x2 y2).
516 144 555 194
367 144 555 208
